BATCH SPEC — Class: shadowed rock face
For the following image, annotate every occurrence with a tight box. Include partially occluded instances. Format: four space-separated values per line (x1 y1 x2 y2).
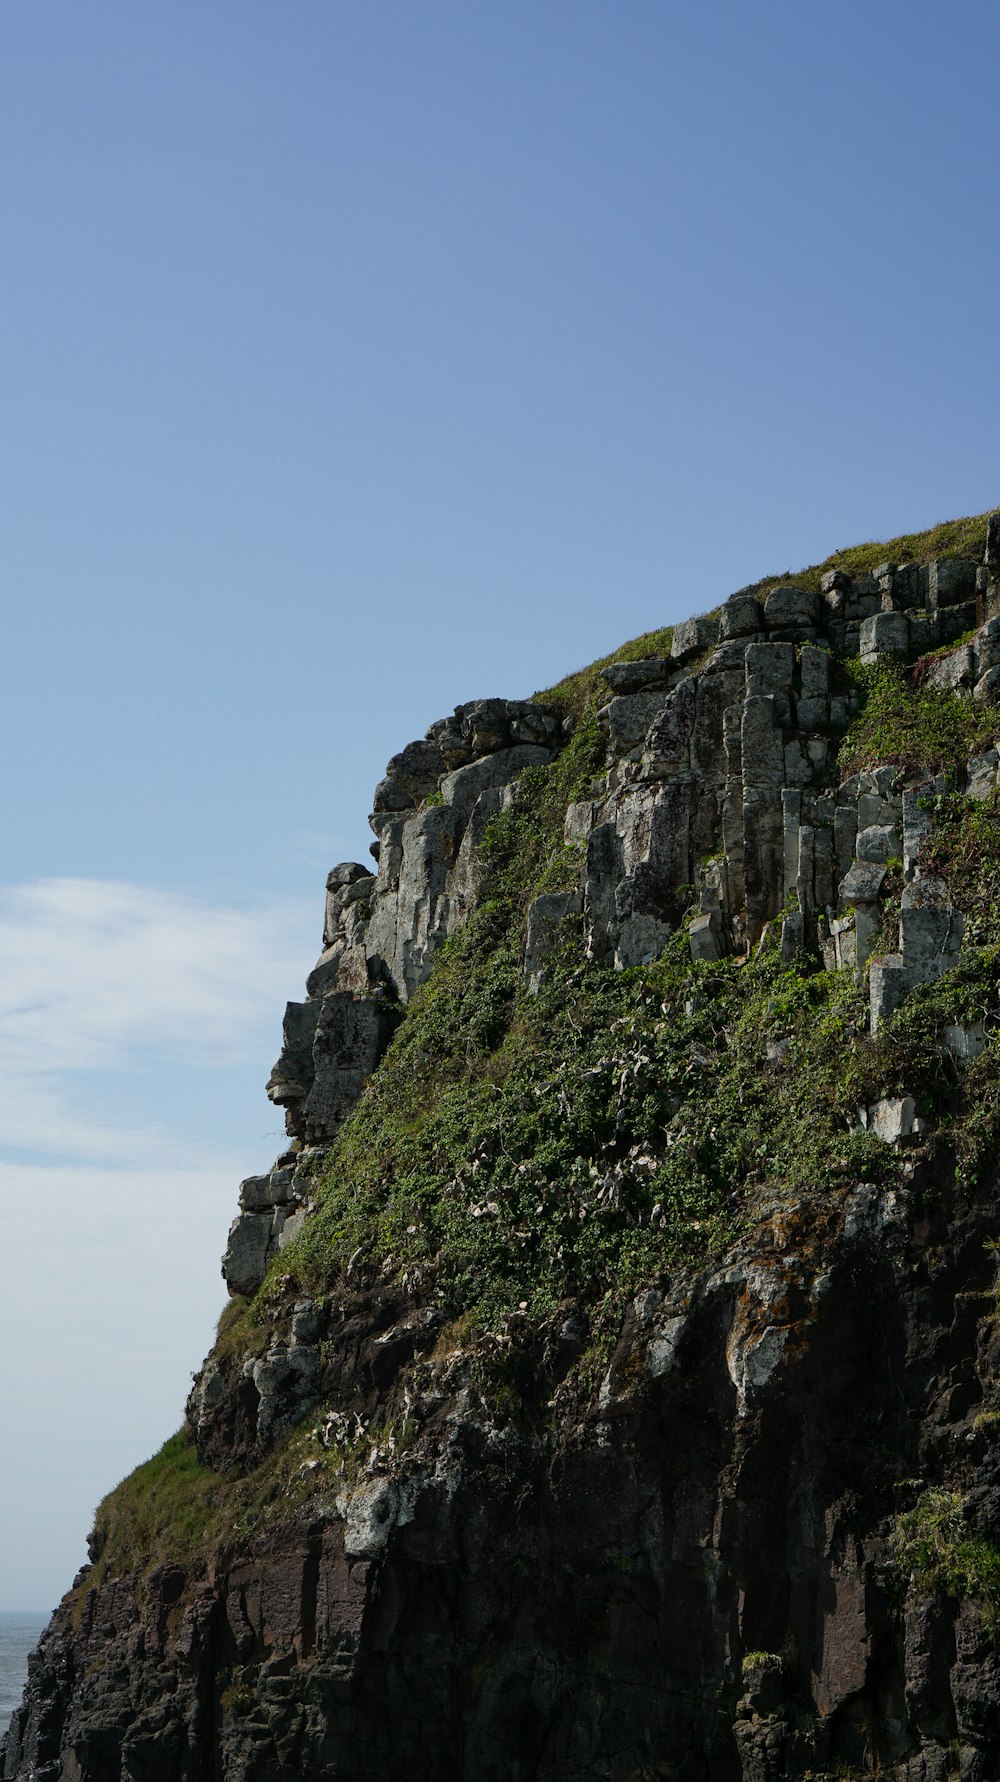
10 1161 1000 1781
9 537 1000 1782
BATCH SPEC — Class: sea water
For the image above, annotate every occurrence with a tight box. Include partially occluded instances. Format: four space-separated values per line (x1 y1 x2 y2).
0 1611 49 1741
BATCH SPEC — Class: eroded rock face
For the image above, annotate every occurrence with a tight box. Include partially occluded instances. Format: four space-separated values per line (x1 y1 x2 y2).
11 532 1000 1781
11 1161 1000 1780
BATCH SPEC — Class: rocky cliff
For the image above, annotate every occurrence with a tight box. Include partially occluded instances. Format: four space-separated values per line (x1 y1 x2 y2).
10 512 1000 1781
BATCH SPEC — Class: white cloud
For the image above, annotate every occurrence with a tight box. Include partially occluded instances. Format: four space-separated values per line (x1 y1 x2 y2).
0 880 321 1606
0 1157 255 1609
0 877 314 1164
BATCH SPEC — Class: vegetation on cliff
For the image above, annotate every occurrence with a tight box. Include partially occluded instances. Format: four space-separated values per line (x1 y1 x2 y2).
84 510 1000 1645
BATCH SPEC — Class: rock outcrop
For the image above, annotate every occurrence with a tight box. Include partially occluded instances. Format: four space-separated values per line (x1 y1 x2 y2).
9 522 1000 1782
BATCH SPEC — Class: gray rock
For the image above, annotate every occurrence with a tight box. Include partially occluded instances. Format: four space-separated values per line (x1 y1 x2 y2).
601 690 671 754
942 1021 987 1064
763 585 818 632
524 890 582 993
745 641 794 703
600 658 672 694
839 860 887 905
922 644 975 695
342 1477 401 1560
867 1096 922 1145
899 879 963 980
278 1209 308 1250
303 993 395 1141
563 801 595 844
902 788 935 879
688 911 722 963
794 696 827 732
869 955 912 1034
888 562 923 610
671 615 719 662
780 911 804 962
856 824 901 866
440 744 552 822
928 557 978 609
223 1212 273 1297
860 611 909 665
799 645 831 699
976 617 1000 673
966 750 998 800
615 911 673 968
720 595 761 640
291 1300 321 1345
741 697 785 788
267 1001 319 1108
238 1172 294 1213
973 665 1000 706
644 676 696 777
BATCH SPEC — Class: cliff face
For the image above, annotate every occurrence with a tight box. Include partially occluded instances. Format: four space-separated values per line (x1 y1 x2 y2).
10 515 1000 1782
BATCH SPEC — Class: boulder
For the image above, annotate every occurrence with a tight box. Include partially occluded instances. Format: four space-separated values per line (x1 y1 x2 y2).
855 824 900 866
523 890 582 993
860 611 909 665
720 595 761 640
600 658 672 694
223 1212 273 1297
763 585 818 633
928 557 978 609
671 615 720 662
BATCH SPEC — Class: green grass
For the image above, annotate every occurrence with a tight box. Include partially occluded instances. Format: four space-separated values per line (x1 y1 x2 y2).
86 1431 226 1589
533 509 992 713
839 660 1000 778
893 1488 1000 1639
84 506 1000 1592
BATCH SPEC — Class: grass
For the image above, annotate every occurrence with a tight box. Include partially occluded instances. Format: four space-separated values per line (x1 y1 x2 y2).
86 1432 226 1590
84 505 1000 1593
533 509 992 712
839 659 1000 778
893 1488 1000 1640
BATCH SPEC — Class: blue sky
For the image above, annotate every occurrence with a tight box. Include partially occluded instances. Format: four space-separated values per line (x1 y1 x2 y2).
2 0 999 1608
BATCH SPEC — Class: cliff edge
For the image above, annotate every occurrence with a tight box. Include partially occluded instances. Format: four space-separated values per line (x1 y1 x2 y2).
8 512 1000 1781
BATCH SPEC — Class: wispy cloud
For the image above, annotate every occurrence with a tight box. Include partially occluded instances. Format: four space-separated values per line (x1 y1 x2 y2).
0 877 314 1165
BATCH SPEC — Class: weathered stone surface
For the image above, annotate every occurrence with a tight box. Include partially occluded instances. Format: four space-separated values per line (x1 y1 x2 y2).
867 1095 921 1144
942 1020 987 1063
839 859 887 905
922 643 975 694
644 675 696 777
855 823 901 865
741 696 785 788
600 657 672 694
899 876 963 979
860 609 909 664
745 640 794 705
266 1000 319 1107
601 688 671 752
671 614 719 661
720 593 761 639
302 993 395 1140
928 557 979 609
763 584 819 632
966 748 998 798
799 644 831 698
222 1212 273 1296
689 910 722 962
523 889 582 992
973 664 1000 706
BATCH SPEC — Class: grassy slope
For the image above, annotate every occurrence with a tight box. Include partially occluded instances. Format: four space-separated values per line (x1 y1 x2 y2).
87 509 1000 1596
